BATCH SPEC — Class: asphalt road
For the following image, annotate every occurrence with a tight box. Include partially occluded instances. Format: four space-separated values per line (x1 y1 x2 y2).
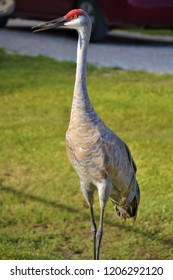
1 18 173 74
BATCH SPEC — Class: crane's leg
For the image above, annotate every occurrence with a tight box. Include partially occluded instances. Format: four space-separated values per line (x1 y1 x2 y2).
80 181 97 259
96 178 113 260
95 206 104 260
90 205 97 260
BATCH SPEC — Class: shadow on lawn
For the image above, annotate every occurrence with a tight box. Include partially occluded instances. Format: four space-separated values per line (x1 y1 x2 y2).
1 183 77 214
1 183 172 250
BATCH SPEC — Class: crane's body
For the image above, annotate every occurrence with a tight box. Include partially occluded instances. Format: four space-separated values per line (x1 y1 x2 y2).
32 9 140 260
67 111 138 211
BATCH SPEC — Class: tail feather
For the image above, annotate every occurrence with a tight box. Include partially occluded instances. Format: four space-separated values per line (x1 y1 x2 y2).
114 181 140 222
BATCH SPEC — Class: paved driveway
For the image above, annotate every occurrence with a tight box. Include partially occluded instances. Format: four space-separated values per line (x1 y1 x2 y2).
1 19 173 74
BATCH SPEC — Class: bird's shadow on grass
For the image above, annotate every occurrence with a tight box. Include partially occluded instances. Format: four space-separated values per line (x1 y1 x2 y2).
0 183 77 214
1 183 172 249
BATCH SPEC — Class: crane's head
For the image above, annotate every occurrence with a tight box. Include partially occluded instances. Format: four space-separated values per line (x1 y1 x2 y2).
32 9 92 35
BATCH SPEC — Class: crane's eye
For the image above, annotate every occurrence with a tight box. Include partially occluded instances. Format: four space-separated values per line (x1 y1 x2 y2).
71 14 78 20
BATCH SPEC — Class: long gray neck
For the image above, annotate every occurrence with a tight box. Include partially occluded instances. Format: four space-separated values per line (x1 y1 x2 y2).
72 27 91 111
69 25 101 129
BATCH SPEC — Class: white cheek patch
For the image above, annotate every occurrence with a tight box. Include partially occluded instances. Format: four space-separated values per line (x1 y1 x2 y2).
64 18 80 28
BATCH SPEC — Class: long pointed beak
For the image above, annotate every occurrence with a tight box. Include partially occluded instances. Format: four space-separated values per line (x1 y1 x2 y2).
31 16 66 33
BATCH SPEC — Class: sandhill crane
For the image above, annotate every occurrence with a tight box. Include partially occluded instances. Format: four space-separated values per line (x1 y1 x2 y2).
32 9 140 260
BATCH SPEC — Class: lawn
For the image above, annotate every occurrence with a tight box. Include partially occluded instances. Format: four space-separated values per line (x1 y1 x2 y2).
0 48 173 260
117 28 173 36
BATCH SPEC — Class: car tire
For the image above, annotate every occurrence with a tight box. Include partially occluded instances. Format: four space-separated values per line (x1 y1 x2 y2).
76 0 107 42
0 16 9 27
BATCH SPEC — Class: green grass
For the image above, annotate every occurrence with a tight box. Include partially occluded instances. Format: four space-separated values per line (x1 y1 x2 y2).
0 48 173 260
118 28 173 36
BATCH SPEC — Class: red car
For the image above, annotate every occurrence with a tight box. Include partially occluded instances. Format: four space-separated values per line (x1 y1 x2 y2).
1 0 173 41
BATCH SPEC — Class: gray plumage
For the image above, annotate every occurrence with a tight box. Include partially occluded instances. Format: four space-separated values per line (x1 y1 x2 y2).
32 9 140 260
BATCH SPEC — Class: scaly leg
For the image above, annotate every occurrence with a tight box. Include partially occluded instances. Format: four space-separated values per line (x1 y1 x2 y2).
96 178 113 260
80 181 96 259
90 205 97 260
96 206 104 260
